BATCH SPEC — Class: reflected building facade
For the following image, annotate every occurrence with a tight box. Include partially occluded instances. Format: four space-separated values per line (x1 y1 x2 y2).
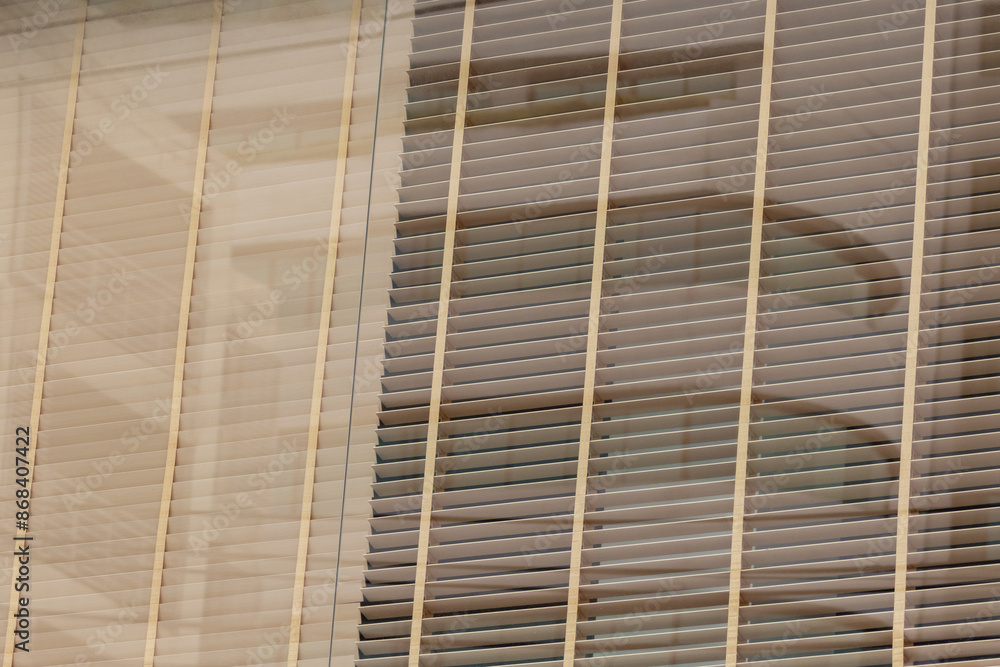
358 0 1000 665
1 1 999 666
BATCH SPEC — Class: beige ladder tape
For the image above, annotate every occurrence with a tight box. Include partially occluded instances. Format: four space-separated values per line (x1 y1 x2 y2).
892 1 937 664
407 0 476 663
562 2 623 662
142 2 224 664
285 0 364 664
3 0 87 663
725 1 777 664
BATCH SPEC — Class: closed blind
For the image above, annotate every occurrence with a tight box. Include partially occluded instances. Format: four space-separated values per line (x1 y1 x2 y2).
0 0 80 652
357 0 1000 665
1 0 405 665
21 2 214 663
904 1 1000 664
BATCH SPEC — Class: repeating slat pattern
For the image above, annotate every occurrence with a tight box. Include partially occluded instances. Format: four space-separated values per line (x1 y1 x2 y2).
24 2 214 664
1 0 406 664
904 1 1000 665
321 0 416 660
359 0 1000 666
577 1 766 664
151 1 352 664
0 0 80 652
360 0 618 662
357 0 466 662
734 1 930 664
5 0 1000 665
